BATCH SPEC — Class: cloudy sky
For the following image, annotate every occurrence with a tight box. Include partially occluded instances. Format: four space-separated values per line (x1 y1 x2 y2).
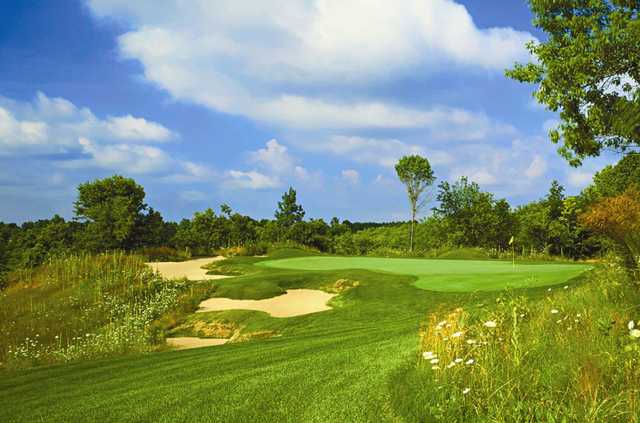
0 0 616 223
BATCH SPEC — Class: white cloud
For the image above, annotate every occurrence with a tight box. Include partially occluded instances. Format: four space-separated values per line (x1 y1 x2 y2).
0 107 48 150
224 139 323 190
567 170 594 188
249 139 295 172
105 115 173 141
341 169 360 185
225 170 280 190
64 137 173 174
87 0 534 130
542 119 560 133
0 92 176 156
524 155 547 179
309 135 453 168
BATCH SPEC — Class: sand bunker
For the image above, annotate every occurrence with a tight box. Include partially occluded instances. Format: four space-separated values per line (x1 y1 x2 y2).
148 257 229 281
166 337 228 350
197 289 337 318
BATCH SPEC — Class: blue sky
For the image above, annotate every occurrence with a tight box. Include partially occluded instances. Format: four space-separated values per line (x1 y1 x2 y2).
0 0 616 223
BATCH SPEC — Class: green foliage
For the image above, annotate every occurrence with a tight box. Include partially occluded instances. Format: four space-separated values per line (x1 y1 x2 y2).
585 152 640 201
395 155 436 251
74 175 148 250
434 177 516 250
437 248 490 260
506 1 640 165
275 187 305 228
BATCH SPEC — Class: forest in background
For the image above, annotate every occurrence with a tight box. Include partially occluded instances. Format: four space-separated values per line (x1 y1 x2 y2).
1 152 638 289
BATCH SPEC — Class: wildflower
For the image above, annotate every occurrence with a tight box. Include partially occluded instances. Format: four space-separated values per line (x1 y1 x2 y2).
466 339 477 345
551 309 559 314
454 358 463 363
431 365 440 370
483 320 497 328
630 329 640 338
430 358 440 364
422 351 436 360
446 362 456 369
576 313 582 318
629 321 635 330
547 288 552 292
465 358 475 365
437 320 447 327
462 388 471 395
451 331 463 338
556 319 562 324
564 285 569 289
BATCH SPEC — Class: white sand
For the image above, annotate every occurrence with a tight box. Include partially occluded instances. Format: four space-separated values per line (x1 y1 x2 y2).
197 289 337 318
147 257 229 281
166 337 228 350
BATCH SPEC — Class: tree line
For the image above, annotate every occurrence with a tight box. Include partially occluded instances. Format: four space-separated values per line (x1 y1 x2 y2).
1 152 638 286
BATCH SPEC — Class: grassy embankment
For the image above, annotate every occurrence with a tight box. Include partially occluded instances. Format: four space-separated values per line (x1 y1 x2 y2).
0 253 217 368
0 249 637 421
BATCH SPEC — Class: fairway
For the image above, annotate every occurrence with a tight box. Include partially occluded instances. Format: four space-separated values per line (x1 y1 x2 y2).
258 256 590 292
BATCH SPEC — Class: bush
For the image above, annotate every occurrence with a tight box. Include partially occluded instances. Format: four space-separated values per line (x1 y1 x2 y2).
437 248 490 260
138 246 191 262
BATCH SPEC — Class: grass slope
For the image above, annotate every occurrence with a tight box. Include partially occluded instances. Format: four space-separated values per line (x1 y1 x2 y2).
258 256 590 292
0 252 595 422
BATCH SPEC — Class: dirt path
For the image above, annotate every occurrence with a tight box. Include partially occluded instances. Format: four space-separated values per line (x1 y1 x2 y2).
166 337 228 350
197 289 337 317
148 257 229 281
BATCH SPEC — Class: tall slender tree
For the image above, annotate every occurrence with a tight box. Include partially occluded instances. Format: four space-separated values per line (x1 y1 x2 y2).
395 155 436 252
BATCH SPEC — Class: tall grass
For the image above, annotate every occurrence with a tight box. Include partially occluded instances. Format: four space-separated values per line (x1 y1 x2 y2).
0 252 215 368
394 261 640 421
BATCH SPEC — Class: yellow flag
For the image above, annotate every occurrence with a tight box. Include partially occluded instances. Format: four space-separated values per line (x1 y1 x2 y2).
509 236 514 245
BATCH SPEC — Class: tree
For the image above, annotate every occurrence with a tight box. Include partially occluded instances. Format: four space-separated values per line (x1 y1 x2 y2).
584 152 640 201
395 155 436 251
74 175 147 250
434 177 510 249
580 187 640 276
274 187 305 239
507 1 640 166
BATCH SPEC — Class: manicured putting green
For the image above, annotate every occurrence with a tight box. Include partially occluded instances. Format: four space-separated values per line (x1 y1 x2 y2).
258 256 590 292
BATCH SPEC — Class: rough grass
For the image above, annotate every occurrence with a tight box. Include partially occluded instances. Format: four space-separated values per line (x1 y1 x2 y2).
0 253 216 368
392 262 640 422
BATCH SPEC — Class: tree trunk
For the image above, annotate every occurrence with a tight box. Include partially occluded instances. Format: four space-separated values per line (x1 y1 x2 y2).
410 206 416 252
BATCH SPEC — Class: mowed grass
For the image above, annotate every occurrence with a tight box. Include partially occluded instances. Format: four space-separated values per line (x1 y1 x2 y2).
0 252 596 422
258 256 590 292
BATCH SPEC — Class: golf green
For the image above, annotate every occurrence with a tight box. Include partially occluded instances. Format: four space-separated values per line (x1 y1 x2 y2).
258 256 591 292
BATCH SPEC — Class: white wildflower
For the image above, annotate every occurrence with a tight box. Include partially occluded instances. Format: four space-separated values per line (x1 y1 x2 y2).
431 365 440 370
466 339 477 345
484 321 497 328
422 351 436 360
430 358 440 364
462 388 471 395
630 329 640 338
454 358 463 363
551 309 559 314
564 285 569 289
629 321 635 330
451 331 463 338
447 362 456 369
465 359 475 365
